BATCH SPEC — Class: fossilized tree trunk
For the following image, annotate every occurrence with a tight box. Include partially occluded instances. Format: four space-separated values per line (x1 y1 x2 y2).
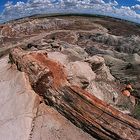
9 48 140 140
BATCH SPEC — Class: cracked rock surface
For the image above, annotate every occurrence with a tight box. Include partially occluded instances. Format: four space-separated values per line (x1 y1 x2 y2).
0 56 94 140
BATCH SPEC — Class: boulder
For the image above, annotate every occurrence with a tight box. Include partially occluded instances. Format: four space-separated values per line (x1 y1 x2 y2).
48 52 69 66
51 42 60 48
85 55 114 81
62 48 83 62
66 61 96 89
62 45 88 61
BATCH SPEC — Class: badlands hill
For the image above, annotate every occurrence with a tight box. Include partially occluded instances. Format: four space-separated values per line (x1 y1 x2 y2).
0 14 140 140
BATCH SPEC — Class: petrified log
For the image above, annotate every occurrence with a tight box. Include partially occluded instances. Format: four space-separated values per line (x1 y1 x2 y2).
9 48 140 140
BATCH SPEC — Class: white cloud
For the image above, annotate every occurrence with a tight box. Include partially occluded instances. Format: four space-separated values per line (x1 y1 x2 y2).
4 1 13 7
132 4 140 10
90 0 105 4
0 0 140 24
108 0 118 6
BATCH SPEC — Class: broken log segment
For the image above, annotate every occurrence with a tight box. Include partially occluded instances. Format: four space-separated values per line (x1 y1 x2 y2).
9 48 140 140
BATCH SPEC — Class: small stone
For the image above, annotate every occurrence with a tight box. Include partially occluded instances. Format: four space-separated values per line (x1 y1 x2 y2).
51 42 60 48
46 39 54 43
30 47 38 51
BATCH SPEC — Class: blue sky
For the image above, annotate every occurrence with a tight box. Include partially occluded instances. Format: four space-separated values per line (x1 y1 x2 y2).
118 0 140 6
0 0 27 12
0 0 140 23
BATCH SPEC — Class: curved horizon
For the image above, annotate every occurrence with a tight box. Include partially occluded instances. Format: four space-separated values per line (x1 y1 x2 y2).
0 0 140 24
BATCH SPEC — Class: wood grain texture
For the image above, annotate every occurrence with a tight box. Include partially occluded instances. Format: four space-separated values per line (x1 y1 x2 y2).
10 48 140 140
